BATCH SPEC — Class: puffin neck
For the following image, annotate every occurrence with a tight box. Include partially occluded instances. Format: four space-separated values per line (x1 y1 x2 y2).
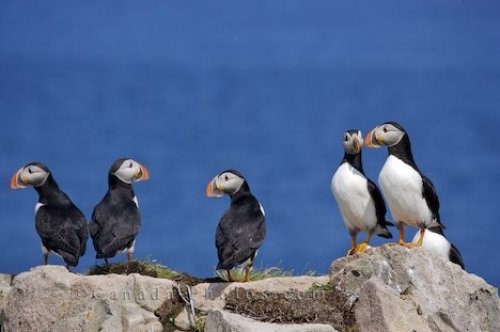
229 181 252 202
108 174 135 198
342 151 364 174
34 175 71 205
387 134 419 170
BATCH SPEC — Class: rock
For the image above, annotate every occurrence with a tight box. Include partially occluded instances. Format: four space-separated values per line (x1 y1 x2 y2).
204 309 338 332
173 307 193 330
1 246 498 332
0 273 13 328
329 245 500 332
191 276 329 312
1 265 176 332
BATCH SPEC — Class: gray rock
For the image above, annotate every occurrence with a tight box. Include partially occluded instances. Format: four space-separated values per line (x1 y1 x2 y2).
330 245 500 332
204 309 338 332
0 273 13 330
1 246 499 332
191 276 329 312
174 307 193 330
0 274 11 287
1 265 176 332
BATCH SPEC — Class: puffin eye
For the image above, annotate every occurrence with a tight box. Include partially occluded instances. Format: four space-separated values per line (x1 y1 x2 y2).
344 135 349 142
383 127 388 133
129 163 133 168
224 175 229 181
28 168 33 174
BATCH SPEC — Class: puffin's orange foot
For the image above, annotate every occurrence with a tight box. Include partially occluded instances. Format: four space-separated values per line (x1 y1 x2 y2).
346 242 369 255
399 241 421 248
355 242 369 253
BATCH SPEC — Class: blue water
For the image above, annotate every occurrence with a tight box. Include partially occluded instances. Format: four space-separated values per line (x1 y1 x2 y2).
1 1 499 286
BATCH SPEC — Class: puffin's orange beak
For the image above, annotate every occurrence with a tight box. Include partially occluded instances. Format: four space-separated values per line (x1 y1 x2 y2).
206 177 224 198
133 163 150 181
139 164 150 181
364 128 381 148
10 169 26 189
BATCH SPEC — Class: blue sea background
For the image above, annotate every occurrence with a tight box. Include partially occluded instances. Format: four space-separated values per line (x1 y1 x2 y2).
1 1 499 286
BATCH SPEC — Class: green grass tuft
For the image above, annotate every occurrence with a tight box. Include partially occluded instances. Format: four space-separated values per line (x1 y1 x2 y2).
215 266 295 282
87 259 178 279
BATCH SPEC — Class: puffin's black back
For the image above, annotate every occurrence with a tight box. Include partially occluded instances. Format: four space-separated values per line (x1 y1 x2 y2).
89 172 141 259
215 183 266 270
35 174 88 267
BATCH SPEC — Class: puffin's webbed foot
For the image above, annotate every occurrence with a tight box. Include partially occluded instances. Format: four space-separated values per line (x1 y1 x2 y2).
346 242 369 255
243 265 252 283
226 269 234 282
400 241 419 248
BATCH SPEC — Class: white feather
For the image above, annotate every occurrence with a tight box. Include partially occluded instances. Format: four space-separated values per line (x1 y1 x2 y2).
120 240 136 254
379 155 432 227
331 163 377 232
132 196 139 208
259 203 266 216
42 244 62 258
412 229 451 260
35 202 45 213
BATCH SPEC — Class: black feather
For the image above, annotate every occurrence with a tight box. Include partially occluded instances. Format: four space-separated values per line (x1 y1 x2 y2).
90 170 141 259
215 182 266 270
34 172 88 267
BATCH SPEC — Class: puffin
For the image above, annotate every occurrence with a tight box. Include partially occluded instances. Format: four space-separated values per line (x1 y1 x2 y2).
364 121 444 247
411 227 465 269
331 129 393 255
89 158 149 265
206 169 266 282
10 162 88 268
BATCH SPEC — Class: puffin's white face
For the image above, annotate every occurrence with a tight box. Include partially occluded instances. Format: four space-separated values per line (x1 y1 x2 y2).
113 159 150 184
10 164 50 189
365 123 406 147
342 130 363 155
206 171 245 197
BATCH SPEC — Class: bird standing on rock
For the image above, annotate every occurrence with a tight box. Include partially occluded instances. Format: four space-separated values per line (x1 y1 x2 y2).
10 162 88 269
331 129 393 255
364 121 444 247
89 158 149 265
411 227 464 269
206 170 266 282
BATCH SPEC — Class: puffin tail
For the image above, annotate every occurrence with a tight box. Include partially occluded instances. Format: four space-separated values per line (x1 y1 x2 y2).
375 223 393 239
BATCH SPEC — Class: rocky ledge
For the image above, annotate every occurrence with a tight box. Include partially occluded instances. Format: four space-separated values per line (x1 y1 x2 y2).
0 245 498 332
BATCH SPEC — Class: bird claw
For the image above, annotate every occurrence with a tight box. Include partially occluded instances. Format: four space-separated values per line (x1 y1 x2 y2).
400 241 420 248
346 242 369 256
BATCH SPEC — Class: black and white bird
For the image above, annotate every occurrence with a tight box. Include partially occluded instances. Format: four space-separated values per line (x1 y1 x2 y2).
411 227 465 269
89 158 149 265
364 121 445 247
206 170 266 282
10 162 88 268
331 130 393 255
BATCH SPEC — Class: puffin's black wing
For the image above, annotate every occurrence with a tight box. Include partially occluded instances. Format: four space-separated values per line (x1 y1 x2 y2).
366 179 393 238
216 201 266 270
449 243 465 269
421 175 443 227
90 200 140 259
366 179 389 224
35 205 88 266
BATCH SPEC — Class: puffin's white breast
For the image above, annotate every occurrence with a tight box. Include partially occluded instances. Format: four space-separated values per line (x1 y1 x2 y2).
412 229 451 260
378 155 432 226
331 163 377 232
